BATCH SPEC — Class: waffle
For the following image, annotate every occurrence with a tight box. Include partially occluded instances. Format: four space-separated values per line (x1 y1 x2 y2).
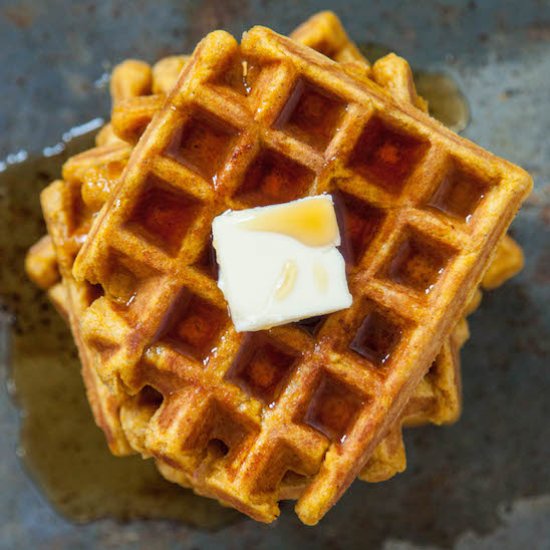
71 27 531 524
27 11 525 515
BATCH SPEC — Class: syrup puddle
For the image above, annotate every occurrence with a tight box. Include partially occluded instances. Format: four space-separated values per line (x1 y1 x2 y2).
413 72 470 133
0 128 238 527
0 51 469 526
359 42 470 133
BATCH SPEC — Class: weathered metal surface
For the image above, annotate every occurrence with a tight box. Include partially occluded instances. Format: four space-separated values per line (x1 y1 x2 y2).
0 1 549 548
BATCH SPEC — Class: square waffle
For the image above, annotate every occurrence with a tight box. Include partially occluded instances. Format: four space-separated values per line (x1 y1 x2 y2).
26 11 525 518
70 26 531 524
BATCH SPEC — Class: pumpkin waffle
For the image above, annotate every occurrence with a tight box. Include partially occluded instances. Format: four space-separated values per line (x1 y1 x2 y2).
70 27 531 524
97 12 467 485
27 10 524 514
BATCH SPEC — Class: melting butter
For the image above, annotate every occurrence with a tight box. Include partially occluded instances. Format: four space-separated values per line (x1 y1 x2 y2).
240 196 339 247
313 262 329 293
274 260 298 301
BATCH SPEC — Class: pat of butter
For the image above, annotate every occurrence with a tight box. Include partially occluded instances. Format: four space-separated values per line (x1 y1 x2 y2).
212 195 352 332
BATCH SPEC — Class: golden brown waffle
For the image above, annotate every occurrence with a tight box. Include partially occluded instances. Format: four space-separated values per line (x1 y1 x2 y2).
105 12 464 486
27 19 524 519
27 10 524 515
71 28 531 524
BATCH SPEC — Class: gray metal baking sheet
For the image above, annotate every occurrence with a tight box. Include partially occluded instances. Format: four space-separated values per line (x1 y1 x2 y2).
1 1 549 548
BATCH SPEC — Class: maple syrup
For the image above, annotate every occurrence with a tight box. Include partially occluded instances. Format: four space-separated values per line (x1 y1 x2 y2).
0 130 238 527
303 373 365 443
348 115 429 194
127 173 200 255
164 109 238 184
274 260 298 301
235 148 314 206
350 309 403 366
275 78 346 151
225 333 298 405
157 289 228 363
382 230 451 294
240 196 339 247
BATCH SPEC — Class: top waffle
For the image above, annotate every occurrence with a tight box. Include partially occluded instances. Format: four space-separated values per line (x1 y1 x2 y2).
72 28 531 524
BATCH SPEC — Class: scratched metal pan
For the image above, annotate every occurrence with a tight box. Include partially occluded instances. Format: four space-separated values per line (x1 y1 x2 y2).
0 1 549 549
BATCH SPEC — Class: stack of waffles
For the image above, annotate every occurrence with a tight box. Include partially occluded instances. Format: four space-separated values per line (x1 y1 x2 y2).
26 12 531 524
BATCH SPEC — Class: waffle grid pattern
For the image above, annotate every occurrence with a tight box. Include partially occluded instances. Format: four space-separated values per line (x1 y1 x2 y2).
71 27 531 524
